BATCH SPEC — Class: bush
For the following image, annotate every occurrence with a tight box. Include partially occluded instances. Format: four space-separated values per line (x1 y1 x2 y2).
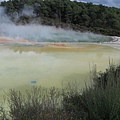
0 87 69 120
0 64 120 120
63 64 120 120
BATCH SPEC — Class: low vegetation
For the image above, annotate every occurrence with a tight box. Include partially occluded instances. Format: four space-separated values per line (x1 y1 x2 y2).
0 63 120 120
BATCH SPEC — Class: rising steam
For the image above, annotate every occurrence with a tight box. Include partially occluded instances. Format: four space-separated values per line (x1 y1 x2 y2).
0 6 111 43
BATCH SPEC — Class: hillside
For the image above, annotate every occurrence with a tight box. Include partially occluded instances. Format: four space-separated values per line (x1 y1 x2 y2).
0 0 120 36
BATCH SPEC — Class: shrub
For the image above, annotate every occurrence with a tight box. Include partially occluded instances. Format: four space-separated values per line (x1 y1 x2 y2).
1 86 69 120
63 64 120 120
0 64 120 120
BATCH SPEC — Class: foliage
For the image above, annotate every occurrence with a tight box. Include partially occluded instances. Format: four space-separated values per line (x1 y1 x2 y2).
0 0 120 36
63 64 120 120
0 64 120 119
0 87 69 120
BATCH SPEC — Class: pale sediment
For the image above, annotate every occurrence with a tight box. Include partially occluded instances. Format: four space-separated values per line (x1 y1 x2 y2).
101 36 120 50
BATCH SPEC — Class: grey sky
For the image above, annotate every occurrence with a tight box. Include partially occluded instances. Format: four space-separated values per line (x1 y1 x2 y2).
0 0 8 2
78 0 120 8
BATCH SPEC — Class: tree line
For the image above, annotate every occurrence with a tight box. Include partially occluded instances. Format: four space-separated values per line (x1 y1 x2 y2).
1 0 120 36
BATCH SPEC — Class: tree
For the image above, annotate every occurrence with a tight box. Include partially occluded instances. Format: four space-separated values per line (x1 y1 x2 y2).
6 0 15 15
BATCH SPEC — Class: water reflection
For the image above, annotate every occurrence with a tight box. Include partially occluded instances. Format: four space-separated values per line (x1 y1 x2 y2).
0 44 119 90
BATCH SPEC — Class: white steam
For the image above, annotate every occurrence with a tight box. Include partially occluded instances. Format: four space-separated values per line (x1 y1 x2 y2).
21 5 35 17
0 6 111 43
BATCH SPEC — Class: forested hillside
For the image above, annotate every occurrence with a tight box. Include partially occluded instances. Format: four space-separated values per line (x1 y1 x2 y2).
1 0 120 36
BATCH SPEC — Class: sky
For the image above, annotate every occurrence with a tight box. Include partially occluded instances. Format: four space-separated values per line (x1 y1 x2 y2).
79 0 120 8
0 0 120 8
71 0 120 8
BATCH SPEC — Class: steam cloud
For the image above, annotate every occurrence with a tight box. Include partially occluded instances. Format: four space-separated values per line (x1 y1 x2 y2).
0 6 111 43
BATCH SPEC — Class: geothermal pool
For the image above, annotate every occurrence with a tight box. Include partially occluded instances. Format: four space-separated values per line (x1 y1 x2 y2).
0 8 119 106
0 43 119 90
0 42 120 104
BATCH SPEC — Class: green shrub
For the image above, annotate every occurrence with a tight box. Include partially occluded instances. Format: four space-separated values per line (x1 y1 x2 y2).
0 64 120 120
63 64 120 120
1 87 69 120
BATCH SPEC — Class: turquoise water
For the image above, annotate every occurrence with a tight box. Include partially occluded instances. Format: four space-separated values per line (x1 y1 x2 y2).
13 31 112 42
0 24 112 42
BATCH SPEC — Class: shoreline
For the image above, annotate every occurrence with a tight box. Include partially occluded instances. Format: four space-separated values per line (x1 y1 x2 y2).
101 36 120 50
0 36 120 50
